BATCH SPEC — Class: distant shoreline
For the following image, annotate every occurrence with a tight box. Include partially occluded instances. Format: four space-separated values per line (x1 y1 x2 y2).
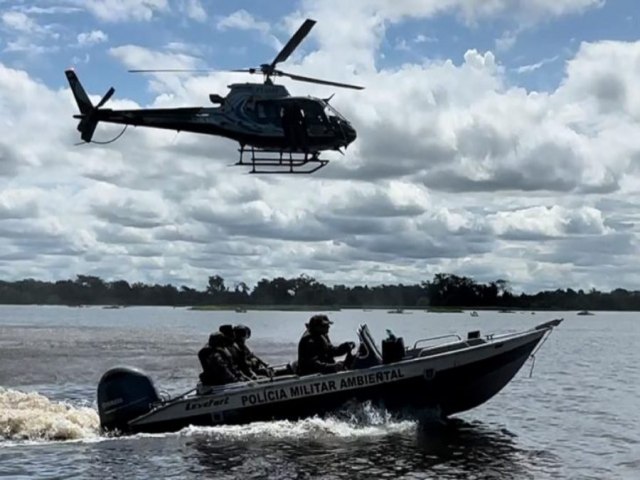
0 304 625 313
2 274 638 312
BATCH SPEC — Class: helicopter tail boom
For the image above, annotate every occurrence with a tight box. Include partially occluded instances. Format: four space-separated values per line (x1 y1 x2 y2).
65 69 115 143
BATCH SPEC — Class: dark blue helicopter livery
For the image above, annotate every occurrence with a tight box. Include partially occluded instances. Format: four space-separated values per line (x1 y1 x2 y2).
66 19 362 173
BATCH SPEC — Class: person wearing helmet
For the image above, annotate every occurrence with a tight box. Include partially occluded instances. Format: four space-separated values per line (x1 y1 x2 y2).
297 314 355 375
233 324 273 378
198 332 245 386
218 324 252 381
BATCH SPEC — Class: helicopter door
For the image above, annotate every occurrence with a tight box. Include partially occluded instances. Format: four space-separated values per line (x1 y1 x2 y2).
299 101 330 137
279 102 308 151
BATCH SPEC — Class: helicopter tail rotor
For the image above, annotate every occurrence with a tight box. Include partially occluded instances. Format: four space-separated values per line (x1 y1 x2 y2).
65 69 115 143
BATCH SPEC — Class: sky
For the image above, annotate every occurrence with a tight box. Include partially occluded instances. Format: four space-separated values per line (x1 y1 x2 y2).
1 0 640 293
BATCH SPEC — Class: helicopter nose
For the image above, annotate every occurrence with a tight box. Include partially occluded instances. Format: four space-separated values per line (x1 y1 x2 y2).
343 123 357 146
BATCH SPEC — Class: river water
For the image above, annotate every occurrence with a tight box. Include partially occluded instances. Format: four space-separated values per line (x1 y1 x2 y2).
0 306 638 479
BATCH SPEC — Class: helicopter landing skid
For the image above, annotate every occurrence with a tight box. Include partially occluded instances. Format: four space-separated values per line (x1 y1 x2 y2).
235 147 328 174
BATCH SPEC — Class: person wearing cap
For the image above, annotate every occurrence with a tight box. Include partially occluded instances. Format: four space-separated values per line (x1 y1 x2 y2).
198 332 245 386
233 324 273 379
297 314 355 375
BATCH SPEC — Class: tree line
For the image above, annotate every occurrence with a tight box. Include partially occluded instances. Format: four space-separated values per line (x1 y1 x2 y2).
0 273 639 310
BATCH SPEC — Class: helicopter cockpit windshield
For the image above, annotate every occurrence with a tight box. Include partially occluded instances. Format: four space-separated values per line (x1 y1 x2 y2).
322 100 348 123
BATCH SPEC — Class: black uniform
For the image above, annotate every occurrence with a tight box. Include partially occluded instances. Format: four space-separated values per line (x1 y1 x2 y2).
281 104 307 151
297 331 352 375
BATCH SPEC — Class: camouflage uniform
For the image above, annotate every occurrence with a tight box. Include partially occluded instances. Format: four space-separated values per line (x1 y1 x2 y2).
198 333 245 385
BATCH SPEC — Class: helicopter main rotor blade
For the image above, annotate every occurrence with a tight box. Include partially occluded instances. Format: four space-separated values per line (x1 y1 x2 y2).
278 70 364 90
128 69 216 73
270 18 316 69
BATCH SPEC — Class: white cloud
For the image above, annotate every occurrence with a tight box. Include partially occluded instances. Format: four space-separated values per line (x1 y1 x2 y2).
77 30 108 47
0 188 41 219
488 205 609 239
81 0 169 22
516 55 559 74
414 34 437 44
290 0 603 71
109 45 200 70
4 39 59 54
15 5 83 15
495 30 518 52
1 11 39 33
216 10 270 35
1 8 62 55
178 0 207 22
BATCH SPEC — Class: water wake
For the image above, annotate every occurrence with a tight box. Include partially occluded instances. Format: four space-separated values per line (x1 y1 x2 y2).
179 402 417 440
0 387 100 442
1 388 416 445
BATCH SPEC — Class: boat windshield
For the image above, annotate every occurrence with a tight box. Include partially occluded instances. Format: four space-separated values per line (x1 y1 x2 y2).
357 324 383 360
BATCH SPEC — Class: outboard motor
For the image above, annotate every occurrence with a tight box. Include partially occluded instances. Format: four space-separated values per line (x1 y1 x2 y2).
97 367 160 433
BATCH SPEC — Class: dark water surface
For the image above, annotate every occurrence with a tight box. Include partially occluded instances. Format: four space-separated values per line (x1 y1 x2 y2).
1 306 638 479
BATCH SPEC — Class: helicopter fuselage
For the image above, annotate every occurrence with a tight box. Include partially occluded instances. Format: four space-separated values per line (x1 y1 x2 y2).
73 82 357 152
66 18 363 173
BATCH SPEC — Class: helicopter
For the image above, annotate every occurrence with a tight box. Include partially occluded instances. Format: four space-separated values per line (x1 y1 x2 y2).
65 19 363 174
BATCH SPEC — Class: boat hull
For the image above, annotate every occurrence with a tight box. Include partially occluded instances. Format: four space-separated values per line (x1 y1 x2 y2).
127 328 546 433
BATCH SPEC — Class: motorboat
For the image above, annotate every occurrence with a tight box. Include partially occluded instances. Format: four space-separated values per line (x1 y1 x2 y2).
97 319 562 434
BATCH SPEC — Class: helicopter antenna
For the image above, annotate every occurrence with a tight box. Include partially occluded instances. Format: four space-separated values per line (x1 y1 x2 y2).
129 19 364 90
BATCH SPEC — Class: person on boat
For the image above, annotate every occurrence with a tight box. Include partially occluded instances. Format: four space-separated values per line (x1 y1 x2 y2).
219 324 242 363
233 324 273 378
198 332 246 386
218 324 253 381
297 314 355 375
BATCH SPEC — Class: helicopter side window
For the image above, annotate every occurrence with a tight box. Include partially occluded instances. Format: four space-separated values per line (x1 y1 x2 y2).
254 100 282 125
